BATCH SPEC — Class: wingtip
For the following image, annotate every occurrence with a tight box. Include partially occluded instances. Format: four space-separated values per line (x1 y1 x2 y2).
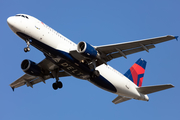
166 84 175 88
170 84 175 88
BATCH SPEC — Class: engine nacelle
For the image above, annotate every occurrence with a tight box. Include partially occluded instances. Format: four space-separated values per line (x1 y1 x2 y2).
77 41 99 59
21 59 41 76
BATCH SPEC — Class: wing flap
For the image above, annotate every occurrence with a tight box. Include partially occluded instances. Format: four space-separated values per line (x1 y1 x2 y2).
136 84 174 94
112 95 131 104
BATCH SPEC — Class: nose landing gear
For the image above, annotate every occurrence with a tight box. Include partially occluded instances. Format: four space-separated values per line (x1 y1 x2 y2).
24 40 31 52
24 47 30 52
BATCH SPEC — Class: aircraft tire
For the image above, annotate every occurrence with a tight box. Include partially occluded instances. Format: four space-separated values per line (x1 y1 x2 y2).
24 47 30 52
52 83 58 90
57 81 63 88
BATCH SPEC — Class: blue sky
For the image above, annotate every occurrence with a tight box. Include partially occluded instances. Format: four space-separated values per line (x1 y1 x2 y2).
1 0 180 120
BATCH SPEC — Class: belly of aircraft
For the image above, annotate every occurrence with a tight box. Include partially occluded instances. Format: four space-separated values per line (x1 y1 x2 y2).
17 32 118 93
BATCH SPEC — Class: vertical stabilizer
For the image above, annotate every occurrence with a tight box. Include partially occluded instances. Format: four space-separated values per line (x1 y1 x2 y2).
124 58 147 87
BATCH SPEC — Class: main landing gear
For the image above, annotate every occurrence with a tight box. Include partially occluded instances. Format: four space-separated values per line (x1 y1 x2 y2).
52 81 63 90
51 69 63 90
24 40 30 52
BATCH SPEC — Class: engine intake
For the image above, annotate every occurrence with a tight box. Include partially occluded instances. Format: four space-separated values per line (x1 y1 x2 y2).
77 41 98 59
21 59 41 76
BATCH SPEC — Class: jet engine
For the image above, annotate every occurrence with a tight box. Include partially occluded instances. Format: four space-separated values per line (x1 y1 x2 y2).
77 41 99 59
21 59 42 76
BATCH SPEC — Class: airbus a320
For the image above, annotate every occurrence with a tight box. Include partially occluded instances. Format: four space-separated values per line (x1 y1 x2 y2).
7 14 177 104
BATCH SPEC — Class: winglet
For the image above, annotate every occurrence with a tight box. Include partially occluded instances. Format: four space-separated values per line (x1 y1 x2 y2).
174 36 179 41
11 87 14 91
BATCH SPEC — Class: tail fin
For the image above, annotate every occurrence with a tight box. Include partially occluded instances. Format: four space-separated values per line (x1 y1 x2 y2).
124 58 147 87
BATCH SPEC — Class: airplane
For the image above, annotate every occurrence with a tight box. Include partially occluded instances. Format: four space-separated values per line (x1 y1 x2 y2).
7 14 177 104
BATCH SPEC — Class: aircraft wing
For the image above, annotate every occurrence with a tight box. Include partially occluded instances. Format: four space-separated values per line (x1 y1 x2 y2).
96 35 177 62
112 95 131 104
10 59 70 90
70 35 177 66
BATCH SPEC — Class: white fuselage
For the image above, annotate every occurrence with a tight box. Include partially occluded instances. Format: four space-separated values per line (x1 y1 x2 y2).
7 14 149 101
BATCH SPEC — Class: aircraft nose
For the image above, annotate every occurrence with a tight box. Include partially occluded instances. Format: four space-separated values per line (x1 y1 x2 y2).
7 16 19 33
7 16 14 26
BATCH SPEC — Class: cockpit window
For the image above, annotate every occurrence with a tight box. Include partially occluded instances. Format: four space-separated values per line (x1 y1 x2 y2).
15 14 29 19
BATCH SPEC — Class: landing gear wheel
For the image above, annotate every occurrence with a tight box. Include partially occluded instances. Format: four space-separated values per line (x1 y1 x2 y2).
57 81 63 88
52 83 58 90
52 81 63 90
24 47 30 52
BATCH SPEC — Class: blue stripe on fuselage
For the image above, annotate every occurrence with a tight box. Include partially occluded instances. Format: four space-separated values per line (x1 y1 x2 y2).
90 75 117 93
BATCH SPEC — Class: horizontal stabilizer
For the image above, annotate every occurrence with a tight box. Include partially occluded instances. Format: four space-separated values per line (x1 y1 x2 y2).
112 95 131 104
136 84 174 94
